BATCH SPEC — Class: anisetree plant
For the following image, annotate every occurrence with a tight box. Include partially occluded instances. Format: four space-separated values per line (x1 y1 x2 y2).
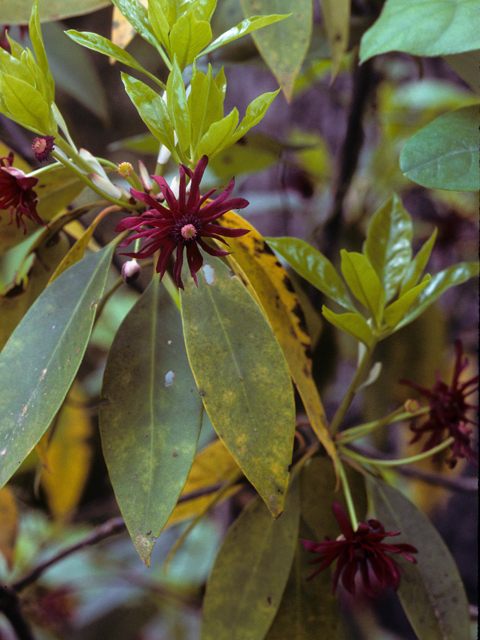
0 1 478 639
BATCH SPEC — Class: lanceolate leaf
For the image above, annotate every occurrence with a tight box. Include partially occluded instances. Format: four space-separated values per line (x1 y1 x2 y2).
266 237 356 312
383 275 430 328
397 261 479 329
399 106 480 192
322 307 375 348
366 476 470 640
320 0 350 81
0 245 114 489
181 257 295 517
400 228 437 296
364 195 413 302
200 475 300 640
100 278 203 564
340 251 385 326
217 213 337 471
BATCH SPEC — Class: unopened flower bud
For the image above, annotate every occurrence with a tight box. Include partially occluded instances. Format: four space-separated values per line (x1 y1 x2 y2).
116 162 134 178
122 260 141 284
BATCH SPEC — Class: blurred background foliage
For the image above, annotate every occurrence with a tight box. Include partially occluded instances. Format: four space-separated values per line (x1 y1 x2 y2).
0 0 478 638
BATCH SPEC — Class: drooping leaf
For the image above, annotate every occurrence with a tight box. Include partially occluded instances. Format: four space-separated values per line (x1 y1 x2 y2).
240 0 310 102
360 0 480 61
397 261 479 330
340 250 386 326
266 236 356 312
200 475 300 640
0 244 114 489
180 257 295 517
0 0 110 23
100 278 203 564
399 106 480 192
319 0 350 81
217 212 337 471
0 486 18 570
366 476 470 640
37 381 93 520
322 306 375 347
363 195 413 303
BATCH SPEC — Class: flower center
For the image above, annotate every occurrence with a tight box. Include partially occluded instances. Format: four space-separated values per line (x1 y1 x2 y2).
181 223 198 240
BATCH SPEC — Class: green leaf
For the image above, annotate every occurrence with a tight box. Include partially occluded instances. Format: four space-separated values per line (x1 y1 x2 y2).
265 237 356 312
399 106 480 192
29 0 55 102
169 13 212 70
364 195 413 303
360 0 480 61
199 14 289 57
121 73 176 154
397 261 479 329
188 65 225 151
180 257 295 517
319 0 350 81
0 0 110 23
340 251 386 325
99 279 203 565
111 0 159 49
167 59 191 153
196 108 239 161
0 245 114 490
383 275 430 328
65 31 159 85
366 476 470 640
400 228 437 296
322 306 375 347
240 0 309 102
200 475 300 640
0 72 52 134
148 0 171 50
230 89 281 144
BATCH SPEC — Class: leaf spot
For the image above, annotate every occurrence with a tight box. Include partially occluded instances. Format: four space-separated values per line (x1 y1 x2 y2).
165 370 175 387
172 451 178 457
202 264 216 285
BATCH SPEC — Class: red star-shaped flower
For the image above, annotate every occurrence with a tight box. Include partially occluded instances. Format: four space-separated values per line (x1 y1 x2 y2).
115 156 249 289
401 340 478 468
301 501 417 597
0 152 44 233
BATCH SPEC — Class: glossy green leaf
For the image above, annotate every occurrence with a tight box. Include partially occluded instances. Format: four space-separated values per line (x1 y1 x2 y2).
266 237 356 312
169 13 212 70
340 251 386 325
0 0 110 23
397 261 479 329
0 245 114 489
364 195 413 303
322 306 374 347
196 108 239 161
199 14 289 58
66 31 159 85
112 0 159 49
121 73 176 153
0 72 52 134
366 476 470 640
320 0 350 81
200 475 300 640
29 0 55 101
400 106 480 192
180 257 295 516
167 59 191 153
188 65 225 151
383 275 430 328
400 228 437 296
240 0 310 102
100 278 203 565
230 90 281 144
148 0 171 50
360 0 480 61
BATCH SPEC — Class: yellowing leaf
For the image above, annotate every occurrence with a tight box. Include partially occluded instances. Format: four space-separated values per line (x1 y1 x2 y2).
166 438 240 527
0 486 18 570
38 381 93 520
217 211 338 473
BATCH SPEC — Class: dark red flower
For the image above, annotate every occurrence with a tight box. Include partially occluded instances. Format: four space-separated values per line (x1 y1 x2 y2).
401 340 478 468
301 501 417 597
32 135 55 162
0 152 44 233
115 155 249 289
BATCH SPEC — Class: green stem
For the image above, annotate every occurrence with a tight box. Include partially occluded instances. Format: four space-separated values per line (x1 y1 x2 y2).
329 341 377 436
336 406 430 444
336 457 359 530
340 437 455 468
